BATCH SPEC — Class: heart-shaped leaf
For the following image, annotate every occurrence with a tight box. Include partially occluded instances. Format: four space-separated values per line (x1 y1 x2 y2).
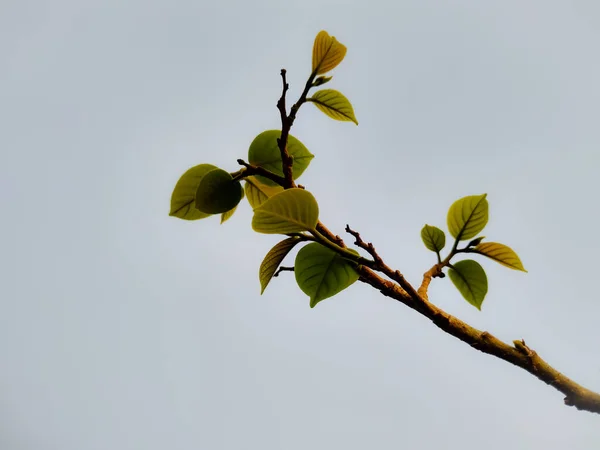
244 176 283 209
308 89 358 125
252 188 319 234
169 164 218 220
474 242 527 272
195 168 243 214
448 260 488 310
295 242 359 307
259 237 301 294
421 224 446 253
312 30 347 75
248 130 314 186
447 194 488 241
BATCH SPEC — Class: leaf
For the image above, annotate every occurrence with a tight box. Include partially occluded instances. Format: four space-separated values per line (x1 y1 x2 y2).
248 130 314 186
169 164 218 220
259 237 301 294
448 260 488 310
295 243 359 307
447 194 489 241
421 225 446 253
474 242 527 272
195 169 243 214
252 188 319 234
467 236 485 247
312 30 347 75
220 188 244 224
308 89 358 125
312 75 333 87
244 176 283 209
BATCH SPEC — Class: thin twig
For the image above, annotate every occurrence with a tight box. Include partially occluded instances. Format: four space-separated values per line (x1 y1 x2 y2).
274 266 294 277
235 159 287 186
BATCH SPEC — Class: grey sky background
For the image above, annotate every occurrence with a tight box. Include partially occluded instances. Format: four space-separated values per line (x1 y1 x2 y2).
1 1 599 449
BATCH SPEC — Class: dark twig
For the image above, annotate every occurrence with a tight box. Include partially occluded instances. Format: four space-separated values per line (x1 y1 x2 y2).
235 159 287 186
274 266 294 277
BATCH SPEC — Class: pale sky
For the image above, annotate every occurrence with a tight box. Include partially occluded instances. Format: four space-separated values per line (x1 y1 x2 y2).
1 1 599 449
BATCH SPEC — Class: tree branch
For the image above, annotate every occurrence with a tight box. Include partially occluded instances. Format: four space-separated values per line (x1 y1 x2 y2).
345 227 600 414
268 68 600 415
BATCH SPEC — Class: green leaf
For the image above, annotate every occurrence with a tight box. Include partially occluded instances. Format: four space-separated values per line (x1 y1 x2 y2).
244 176 283 209
248 130 314 186
447 194 489 241
312 30 347 75
448 260 488 310
295 242 359 307
195 168 243 214
308 89 358 125
252 188 319 234
169 164 217 220
474 242 527 272
420 225 446 253
220 188 244 224
259 237 301 294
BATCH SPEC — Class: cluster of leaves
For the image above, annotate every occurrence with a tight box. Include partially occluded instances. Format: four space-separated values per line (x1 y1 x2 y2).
421 194 526 309
169 30 525 310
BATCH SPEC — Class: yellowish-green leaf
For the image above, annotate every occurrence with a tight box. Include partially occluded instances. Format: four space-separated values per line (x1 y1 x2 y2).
220 188 244 224
447 194 489 241
220 205 237 224
295 242 359 307
312 30 347 75
448 260 488 310
474 242 527 272
252 188 319 234
248 130 314 186
421 224 446 253
244 176 283 209
259 237 301 294
169 164 217 220
308 89 358 125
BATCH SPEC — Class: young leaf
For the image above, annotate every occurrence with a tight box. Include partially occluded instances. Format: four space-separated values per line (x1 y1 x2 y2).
248 130 314 186
252 188 319 234
170 164 218 220
308 89 358 125
421 225 446 253
195 169 244 214
244 176 283 209
295 242 359 307
448 260 488 310
312 75 333 87
312 30 347 75
447 194 489 241
259 237 301 294
473 242 527 272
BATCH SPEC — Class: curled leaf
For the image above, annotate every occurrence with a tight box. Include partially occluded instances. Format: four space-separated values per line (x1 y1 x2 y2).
312 30 347 75
259 237 301 294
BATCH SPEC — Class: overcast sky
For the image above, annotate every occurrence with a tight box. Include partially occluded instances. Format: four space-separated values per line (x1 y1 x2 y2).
2 1 600 449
